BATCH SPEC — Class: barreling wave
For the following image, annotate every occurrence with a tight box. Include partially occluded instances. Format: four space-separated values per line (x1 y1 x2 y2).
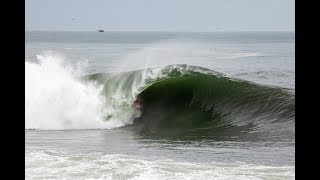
26 53 294 140
85 64 295 141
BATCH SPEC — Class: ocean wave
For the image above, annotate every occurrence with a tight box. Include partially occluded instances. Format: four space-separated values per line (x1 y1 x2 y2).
26 54 294 140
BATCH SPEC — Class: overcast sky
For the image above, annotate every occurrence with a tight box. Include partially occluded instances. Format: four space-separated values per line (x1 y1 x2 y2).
26 0 294 32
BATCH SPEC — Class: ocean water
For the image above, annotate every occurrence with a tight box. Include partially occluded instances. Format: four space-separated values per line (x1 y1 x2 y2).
25 31 295 179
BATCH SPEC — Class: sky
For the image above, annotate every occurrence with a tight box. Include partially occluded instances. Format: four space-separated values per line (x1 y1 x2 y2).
26 0 295 32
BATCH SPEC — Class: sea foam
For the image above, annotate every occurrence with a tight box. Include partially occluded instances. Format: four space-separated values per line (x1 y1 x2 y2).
25 52 131 129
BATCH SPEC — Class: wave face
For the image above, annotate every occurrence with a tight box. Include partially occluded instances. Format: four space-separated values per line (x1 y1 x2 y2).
86 65 295 141
26 54 294 140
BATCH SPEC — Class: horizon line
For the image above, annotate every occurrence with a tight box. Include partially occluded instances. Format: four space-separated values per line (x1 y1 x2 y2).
25 29 295 33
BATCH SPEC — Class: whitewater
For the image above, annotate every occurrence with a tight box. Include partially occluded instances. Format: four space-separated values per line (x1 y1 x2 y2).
25 31 295 179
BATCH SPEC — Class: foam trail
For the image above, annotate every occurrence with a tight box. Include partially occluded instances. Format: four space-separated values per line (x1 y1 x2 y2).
25 53 129 129
25 151 295 180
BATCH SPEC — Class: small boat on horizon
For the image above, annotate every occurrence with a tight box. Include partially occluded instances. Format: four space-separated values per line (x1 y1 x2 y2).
97 30 104 32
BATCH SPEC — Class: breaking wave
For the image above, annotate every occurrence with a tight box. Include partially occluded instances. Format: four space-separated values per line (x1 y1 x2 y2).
26 54 295 140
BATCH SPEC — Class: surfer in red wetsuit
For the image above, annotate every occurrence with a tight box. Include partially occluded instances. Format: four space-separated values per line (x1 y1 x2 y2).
133 99 143 109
